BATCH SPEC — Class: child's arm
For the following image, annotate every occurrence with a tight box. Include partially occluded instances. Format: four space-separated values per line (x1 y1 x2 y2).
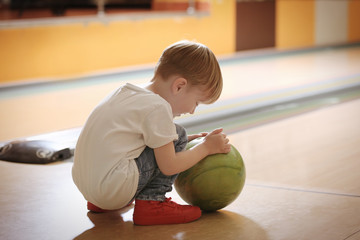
154 128 231 176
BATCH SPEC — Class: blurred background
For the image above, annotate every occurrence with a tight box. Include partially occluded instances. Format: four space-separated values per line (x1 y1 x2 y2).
1 0 359 84
0 0 359 142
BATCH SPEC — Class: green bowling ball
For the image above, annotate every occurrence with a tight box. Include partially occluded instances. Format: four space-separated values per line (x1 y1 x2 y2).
174 138 246 212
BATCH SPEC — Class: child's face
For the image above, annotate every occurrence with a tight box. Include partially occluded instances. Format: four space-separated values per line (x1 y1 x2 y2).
171 85 208 118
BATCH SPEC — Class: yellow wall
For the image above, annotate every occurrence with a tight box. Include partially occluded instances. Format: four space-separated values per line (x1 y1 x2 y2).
0 0 236 84
276 0 315 49
348 0 360 42
1 0 358 84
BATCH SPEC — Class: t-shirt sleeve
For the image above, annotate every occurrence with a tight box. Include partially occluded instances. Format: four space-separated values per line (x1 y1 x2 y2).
142 103 178 149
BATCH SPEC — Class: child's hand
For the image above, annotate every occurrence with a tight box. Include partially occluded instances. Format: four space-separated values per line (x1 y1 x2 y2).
203 128 231 155
188 132 208 142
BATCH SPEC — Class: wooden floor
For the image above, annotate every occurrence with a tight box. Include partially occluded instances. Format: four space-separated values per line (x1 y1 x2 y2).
0 46 360 240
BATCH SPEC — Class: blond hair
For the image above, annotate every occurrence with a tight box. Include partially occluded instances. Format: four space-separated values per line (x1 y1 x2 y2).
153 40 223 104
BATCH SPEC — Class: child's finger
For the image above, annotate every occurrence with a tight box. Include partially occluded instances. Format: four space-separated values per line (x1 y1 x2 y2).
209 128 223 135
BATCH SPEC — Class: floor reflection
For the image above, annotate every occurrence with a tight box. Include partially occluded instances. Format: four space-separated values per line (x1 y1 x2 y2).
74 206 268 240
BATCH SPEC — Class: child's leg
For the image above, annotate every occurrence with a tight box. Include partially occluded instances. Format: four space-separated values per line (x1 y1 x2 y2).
133 124 201 225
134 124 187 201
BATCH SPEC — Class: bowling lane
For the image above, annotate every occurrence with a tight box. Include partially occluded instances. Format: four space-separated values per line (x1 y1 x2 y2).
0 77 149 142
228 98 360 196
220 46 360 101
1 45 360 142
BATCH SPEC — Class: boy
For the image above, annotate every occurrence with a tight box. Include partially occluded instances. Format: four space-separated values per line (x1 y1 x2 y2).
72 40 231 225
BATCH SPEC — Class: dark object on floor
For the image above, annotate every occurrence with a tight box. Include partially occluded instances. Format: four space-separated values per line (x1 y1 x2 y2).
0 140 72 164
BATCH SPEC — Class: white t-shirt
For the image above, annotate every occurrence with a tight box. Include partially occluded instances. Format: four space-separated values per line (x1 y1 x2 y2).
72 83 178 209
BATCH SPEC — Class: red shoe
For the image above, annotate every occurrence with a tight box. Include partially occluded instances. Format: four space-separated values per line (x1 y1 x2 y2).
133 197 201 225
87 202 110 213
87 201 134 213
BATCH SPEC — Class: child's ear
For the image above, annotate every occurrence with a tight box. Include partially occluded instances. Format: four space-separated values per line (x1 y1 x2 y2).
172 77 187 94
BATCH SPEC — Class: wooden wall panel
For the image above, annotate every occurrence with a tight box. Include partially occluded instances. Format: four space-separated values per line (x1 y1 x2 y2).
236 0 275 51
348 0 360 42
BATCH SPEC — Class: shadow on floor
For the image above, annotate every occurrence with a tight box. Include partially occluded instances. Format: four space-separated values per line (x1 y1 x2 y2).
74 206 268 240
